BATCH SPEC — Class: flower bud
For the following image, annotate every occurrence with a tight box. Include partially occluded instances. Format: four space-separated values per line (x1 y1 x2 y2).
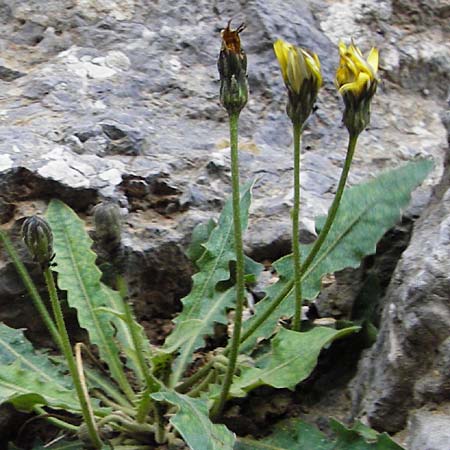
21 216 54 267
274 39 322 127
217 21 248 115
335 41 379 136
93 202 122 251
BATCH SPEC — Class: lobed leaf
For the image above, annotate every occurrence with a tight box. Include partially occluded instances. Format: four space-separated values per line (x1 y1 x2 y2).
241 159 433 352
152 390 235 450
235 418 404 449
229 326 359 397
0 323 80 412
46 200 135 397
164 182 260 385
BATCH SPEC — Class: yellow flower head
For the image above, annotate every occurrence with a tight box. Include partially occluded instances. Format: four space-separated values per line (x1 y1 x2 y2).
274 39 322 95
335 40 379 136
335 40 379 99
273 39 322 126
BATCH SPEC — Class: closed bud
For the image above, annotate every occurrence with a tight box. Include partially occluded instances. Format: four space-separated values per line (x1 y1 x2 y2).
274 39 322 127
93 202 122 250
218 21 248 115
335 40 379 136
21 216 54 267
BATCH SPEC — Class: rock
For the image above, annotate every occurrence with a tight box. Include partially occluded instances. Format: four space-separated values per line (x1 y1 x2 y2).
350 159 450 432
407 410 450 450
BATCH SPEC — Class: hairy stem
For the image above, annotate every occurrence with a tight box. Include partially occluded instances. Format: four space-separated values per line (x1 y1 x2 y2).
175 360 214 394
117 277 165 443
32 406 79 432
43 268 103 449
0 231 61 347
210 111 245 420
239 133 358 346
291 122 303 331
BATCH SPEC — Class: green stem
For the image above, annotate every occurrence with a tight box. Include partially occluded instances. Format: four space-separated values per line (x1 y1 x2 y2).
33 406 79 432
43 268 103 449
291 122 302 331
187 369 216 397
117 277 165 443
210 111 245 420
175 360 214 393
0 231 61 347
239 133 359 346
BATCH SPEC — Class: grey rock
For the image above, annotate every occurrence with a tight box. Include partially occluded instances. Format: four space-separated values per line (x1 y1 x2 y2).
350 176 450 432
407 410 450 450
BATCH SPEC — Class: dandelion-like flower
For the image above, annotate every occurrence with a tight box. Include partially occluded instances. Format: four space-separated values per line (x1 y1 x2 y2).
274 39 322 127
335 41 379 136
218 21 248 115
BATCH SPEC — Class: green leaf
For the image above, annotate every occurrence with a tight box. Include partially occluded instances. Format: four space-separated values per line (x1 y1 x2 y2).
164 182 256 385
241 159 433 352
235 419 333 449
235 418 404 449
187 218 217 264
330 419 405 449
46 200 134 398
229 326 359 397
152 391 235 450
0 323 80 412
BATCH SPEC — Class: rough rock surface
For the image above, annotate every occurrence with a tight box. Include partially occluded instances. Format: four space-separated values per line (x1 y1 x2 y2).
407 409 450 450
350 112 450 439
0 0 448 446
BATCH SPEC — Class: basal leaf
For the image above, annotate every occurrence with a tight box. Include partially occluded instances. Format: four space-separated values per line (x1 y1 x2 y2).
235 418 404 449
164 182 259 386
152 391 235 450
241 159 433 352
235 419 333 450
230 326 359 396
46 200 134 399
187 218 217 264
0 323 80 412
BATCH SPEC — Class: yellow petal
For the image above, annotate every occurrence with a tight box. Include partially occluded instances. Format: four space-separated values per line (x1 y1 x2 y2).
338 41 347 56
287 47 303 93
274 39 289 83
367 47 379 74
339 71 370 96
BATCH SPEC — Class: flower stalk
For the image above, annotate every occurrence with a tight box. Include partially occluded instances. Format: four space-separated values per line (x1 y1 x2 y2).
210 111 245 420
274 39 322 331
43 267 103 448
291 122 303 331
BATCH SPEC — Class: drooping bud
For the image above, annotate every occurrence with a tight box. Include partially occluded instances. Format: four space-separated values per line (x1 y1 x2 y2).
335 40 379 136
21 216 54 267
274 39 322 127
93 202 122 251
218 21 248 115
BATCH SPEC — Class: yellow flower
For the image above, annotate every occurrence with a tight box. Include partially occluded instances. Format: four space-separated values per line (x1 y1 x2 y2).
335 40 379 136
273 39 322 126
335 41 378 98
274 39 322 95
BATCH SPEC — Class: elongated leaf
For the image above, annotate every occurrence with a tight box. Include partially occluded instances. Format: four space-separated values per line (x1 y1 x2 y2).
152 391 235 450
0 324 80 412
235 418 404 449
187 218 217 264
242 159 433 352
229 326 358 397
164 182 258 385
46 200 134 398
95 289 153 385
